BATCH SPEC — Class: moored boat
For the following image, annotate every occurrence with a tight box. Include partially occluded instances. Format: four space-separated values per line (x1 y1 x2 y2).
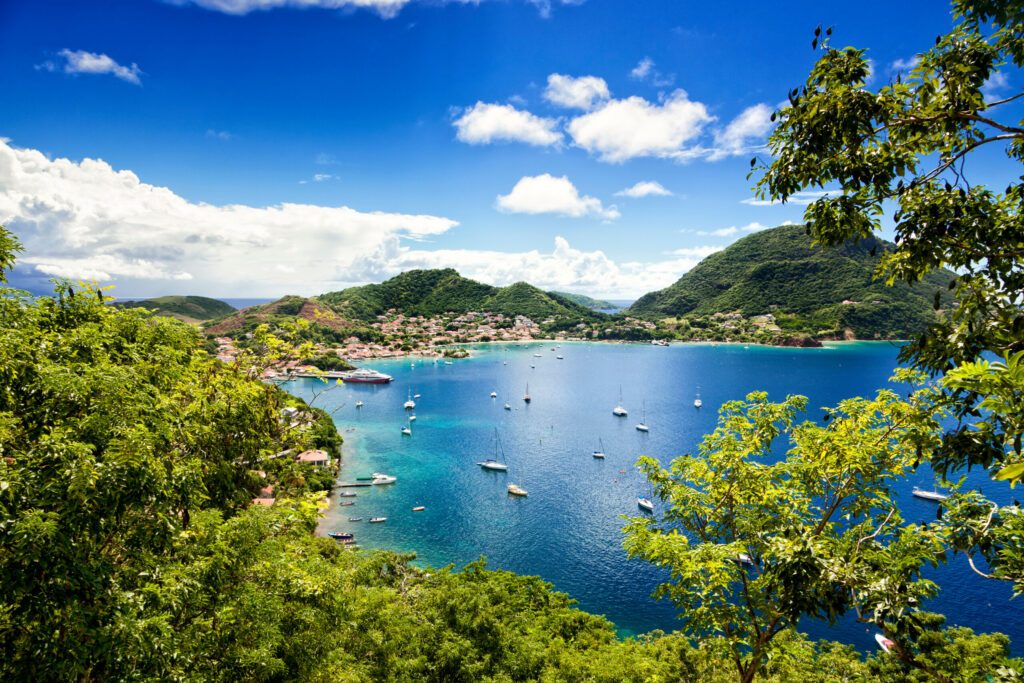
369 517 387 523
592 437 606 459
637 497 654 512
478 428 510 471
327 531 354 540
507 483 528 497
412 505 425 512
339 368 393 384
912 487 949 502
371 472 396 485
348 517 363 521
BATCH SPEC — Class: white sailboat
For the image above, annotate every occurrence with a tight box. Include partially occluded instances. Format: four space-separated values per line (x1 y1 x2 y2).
523 383 531 403
355 400 364 408
635 401 649 432
612 386 628 417
477 428 509 471
912 487 949 502
592 437 606 459
400 425 412 436
403 389 416 410
694 387 702 409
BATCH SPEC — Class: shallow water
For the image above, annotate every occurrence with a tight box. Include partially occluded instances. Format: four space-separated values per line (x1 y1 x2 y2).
283 341 1023 652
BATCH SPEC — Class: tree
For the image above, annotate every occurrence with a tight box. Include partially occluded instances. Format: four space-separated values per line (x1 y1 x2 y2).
623 385 963 682
751 0 1024 601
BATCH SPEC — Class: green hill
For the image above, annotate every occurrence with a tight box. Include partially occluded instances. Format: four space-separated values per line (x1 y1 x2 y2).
319 268 599 321
549 291 619 311
203 295 381 344
629 225 955 339
117 295 235 322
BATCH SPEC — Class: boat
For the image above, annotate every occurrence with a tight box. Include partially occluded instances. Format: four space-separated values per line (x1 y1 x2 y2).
371 472 396 485
338 368 393 384
733 553 754 566
477 429 509 471
339 492 357 497
369 517 387 523
408 414 416 422
533 353 542 358
530 364 535 369
348 517 363 521
401 426 411 436
504 402 511 411
355 400 364 408
637 497 654 512
327 531 354 540
556 355 564 360
912 487 949 502
592 437 606 459
490 391 497 398
443 361 453 365
414 393 421 399
875 633 895 653
412 505 425 512
403 389 416 410
507 483 528 497
635 401 649 432
523 383 531 403
694 387 702 409
613 386 628 417
338 501 355 506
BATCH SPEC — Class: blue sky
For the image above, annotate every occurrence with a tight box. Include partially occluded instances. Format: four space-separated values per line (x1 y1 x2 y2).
0 0 1012 298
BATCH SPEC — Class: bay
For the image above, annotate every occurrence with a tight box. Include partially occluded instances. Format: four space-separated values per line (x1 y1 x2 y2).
282 341 1023 653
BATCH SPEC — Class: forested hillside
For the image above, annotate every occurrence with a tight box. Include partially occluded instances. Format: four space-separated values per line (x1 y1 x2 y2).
319 268 600 322
116 294 235 322
630 225 955 339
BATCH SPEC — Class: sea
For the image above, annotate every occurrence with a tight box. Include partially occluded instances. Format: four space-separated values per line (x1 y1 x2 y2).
280 341 1023 654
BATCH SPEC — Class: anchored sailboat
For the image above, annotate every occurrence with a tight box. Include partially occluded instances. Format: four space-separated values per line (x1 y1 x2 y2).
592 437 606 459
523 383 531 403
612 385 628 417
477 429 509 471
635 401 649 432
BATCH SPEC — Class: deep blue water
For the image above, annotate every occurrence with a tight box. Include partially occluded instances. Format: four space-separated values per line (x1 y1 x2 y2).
281 341 1023 653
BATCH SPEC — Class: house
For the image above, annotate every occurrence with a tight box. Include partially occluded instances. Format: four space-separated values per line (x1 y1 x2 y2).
296 449 331 467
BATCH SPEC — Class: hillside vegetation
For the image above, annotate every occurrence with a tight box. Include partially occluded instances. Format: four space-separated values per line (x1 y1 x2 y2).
550 291 620 311
319 268 600 322
629 225 955 339
117 295 235 322
204 295 382 344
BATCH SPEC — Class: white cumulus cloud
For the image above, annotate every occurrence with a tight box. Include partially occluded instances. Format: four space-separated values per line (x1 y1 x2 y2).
169 0 413 18
453 102 563 147
0 139 457 296
496 174 619 220
567 90 713 163
710 103 774 160
38 49 143 85
615 181 672 198
696 221 777 237
741 190 832 206
543 74 610 111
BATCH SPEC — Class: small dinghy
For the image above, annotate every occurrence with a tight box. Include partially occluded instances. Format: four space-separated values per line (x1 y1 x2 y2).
637 497 654 512
348 517 363 522
412 506 425 512
338 501 355 506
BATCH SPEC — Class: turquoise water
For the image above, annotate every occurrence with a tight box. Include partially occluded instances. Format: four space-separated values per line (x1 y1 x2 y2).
282 341 1023 652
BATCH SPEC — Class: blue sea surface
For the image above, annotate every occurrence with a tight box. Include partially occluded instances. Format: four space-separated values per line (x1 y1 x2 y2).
281 341 1023 653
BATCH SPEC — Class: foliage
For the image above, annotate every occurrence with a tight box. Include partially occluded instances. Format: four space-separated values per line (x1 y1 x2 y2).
116 294 236 322
624 386 963 682
629 225 953 339
300 352 355 372
319 268 601 323
548 291 620 311
750 0 1024 593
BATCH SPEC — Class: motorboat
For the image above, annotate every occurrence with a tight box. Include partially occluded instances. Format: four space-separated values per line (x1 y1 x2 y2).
327 531 354 540
369 517 387 523
408 414 416 422
338 501 355 506
504 402 511 411
412 505 425 512
507 484 528 497
637 497 654 512
912 487 949 502
414 393 421 399
339 492 357 497
338 368 393 384
556 355 564 360
355 400 364 408
371 473 396 485
875 633 895 653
